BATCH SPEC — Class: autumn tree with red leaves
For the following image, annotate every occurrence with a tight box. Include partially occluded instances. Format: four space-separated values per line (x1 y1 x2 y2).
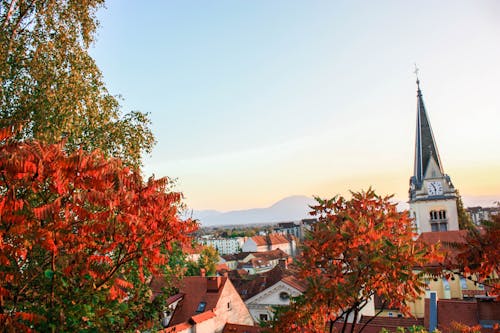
451 208 500 294
0 126 197 331
269 189 440 333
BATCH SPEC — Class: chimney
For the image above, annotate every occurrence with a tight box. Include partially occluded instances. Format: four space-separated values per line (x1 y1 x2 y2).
207 276 222 292
279 258 288 270
428 291 438 332
200 268 206 277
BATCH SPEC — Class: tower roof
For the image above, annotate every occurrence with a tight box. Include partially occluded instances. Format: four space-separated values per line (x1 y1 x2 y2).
413 79 443 185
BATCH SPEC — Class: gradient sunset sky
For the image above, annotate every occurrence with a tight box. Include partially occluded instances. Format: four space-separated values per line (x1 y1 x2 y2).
91 1 500 211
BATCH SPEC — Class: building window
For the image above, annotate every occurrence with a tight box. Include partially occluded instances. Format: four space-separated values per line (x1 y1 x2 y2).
279 292 290 301
196 301 207 313
430 210 447 232
459 277 468 290
259 314 268 321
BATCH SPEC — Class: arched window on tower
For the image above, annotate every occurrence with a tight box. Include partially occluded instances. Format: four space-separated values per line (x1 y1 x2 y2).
429 209 447 232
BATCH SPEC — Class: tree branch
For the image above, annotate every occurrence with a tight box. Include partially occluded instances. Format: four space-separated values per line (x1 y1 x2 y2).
357 300 387 333
2 0 18 29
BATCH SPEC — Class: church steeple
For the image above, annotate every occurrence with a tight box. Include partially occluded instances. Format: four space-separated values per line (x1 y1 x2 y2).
412 78 443 188
408 74 459 234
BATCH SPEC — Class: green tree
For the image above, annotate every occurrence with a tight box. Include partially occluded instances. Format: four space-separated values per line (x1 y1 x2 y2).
198 246 219 276
0 0 154 167
456 191 473 230
184 245 220 277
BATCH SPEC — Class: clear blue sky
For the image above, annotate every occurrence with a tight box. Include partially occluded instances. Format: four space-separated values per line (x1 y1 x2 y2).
91 0 500 211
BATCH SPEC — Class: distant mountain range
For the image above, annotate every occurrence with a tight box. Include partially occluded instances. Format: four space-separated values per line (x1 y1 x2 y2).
190 194 499 227
192 195 316 227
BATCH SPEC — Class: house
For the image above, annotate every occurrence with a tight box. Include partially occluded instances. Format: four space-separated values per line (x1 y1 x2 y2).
238 249 290 275
244 273 306 323
299 218 317 240
241 236 269 253
274 222 301 239
402 230 492 319
152 274 255 333
182 242 206 262
228 263 306 323
368 230 495 332
221 249 290 275
220 252 255 270
267 234 294 255
241 233 295 256
467 206 500 226
239 258 273 275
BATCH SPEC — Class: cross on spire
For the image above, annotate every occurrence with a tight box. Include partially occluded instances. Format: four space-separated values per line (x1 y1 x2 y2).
414 63 421 91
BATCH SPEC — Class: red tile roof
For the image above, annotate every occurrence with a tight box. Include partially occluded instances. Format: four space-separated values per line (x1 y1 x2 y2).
160 321 192 332
418 230 468 245
150 275 183 299
154 276 228 327
267 233 289 245
244 258 271 269
231 264 304 300
282 275 307 293
165 293 184 305
190 310 216 324
182 242 205 255
252 249 289 261
252 236 268 246
223 323 263 333
417 230 469 267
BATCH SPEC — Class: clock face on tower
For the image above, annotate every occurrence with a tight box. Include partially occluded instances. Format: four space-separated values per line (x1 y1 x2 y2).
427 181 443 196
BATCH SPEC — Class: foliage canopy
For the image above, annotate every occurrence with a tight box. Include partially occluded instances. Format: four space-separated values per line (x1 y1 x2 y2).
0 127 197 331
0 0 154 167
270 189 440 333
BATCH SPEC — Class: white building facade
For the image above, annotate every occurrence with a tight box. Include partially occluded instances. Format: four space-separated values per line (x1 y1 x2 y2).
200 237 244 255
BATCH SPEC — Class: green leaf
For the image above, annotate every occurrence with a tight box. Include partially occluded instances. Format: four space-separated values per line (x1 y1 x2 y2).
44 269 54 279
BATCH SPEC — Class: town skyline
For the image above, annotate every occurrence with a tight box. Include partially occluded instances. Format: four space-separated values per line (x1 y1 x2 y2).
91 1 500 211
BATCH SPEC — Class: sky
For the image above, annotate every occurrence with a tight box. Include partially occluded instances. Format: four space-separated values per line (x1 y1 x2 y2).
90 1 500 212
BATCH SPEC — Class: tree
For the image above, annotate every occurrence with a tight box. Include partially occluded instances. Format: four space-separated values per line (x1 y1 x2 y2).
450 205 500 294
0 0 154 167
197 246 219 276
456 191 473 230
269 189 440 333
185 245 220 277
0 127 197 331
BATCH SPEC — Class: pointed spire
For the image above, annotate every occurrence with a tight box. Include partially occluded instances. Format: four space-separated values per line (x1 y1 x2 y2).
413 78 443 186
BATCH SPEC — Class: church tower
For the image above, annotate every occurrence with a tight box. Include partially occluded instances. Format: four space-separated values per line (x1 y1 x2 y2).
409 78 459 233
